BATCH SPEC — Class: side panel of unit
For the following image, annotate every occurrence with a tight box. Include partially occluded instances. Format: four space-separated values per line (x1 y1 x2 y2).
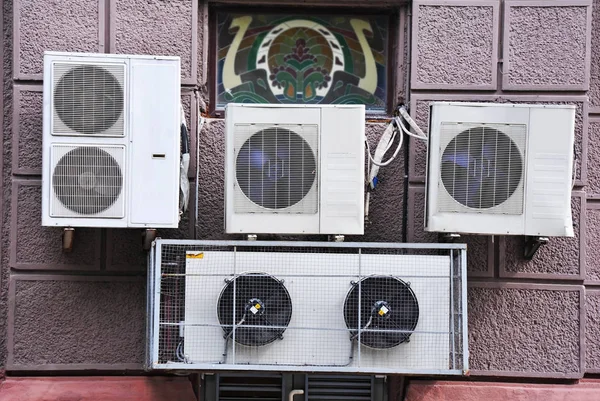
523 107 575 236
319 106 365 235
128 59 181 227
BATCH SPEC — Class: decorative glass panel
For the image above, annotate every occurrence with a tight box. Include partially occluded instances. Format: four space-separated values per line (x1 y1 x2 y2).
216 13 390 112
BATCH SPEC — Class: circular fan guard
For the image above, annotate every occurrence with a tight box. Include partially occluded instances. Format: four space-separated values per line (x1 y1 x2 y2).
54 65 124 135
343 276 419 349
217 273 293 346
441 127 523 209
236 127 316 209
52 147 123 215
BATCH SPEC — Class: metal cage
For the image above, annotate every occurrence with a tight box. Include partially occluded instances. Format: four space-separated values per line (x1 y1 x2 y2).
146 240 468 375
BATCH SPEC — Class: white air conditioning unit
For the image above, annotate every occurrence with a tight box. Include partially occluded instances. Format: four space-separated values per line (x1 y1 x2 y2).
41 51 181 228
225 104 365 235
146 240 468 375
425 102 576 237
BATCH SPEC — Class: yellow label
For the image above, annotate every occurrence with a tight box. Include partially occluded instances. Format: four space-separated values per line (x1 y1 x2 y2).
378 309 385 316
186 252 204 259
255 304 261 309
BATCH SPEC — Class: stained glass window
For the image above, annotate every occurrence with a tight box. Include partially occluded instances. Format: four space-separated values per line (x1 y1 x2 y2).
215 12 390 113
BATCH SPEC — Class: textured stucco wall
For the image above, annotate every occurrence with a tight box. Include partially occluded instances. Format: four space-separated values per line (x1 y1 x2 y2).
410 0 595 380
467 284 583 378
8 276 145 369
412 1 498 90
503 2 590 90
2 0 599 382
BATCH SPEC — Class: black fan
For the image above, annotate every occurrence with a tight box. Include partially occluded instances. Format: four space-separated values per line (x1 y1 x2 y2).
52 147 123 215
343 276 419 349
236 127 316 209
217 273 293 346
440 126 523 209
54 65 124 135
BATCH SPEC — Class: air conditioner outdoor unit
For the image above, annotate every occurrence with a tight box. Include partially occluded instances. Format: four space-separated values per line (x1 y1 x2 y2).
425 102 576 237
146 239 468 375
225 104 365 235
41 51 181 228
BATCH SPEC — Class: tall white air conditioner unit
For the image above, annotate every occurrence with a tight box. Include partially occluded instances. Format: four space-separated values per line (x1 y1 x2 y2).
425 102 575 237
225 104 365 235
41 51 181 228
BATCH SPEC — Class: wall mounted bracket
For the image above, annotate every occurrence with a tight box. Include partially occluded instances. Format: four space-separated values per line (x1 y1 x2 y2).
524 236 549 260
142 229 157 251
439 233 461 243
62 227 75 253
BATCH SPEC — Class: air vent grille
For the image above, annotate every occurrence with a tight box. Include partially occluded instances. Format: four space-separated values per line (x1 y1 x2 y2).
52 62 125 136
234 123 318 214
437 122 526 215
218 374 283 401
50 144 125 218
307 375 373 401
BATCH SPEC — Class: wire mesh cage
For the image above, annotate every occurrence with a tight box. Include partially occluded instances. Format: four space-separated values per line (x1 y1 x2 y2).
146 240 468 375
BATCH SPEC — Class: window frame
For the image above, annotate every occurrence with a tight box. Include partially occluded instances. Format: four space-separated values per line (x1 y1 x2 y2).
207 4 400 118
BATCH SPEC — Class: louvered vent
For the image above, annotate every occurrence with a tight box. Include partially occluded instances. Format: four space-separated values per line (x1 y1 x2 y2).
52 62 125 136
50 145 125 218
234 123 318 214
218 374 283 401
307 375 373 401
437 122 526 215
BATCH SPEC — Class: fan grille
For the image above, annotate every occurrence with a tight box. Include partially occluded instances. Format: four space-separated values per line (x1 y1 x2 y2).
217 273 293 347
343 276 419 349
437 123 526 214
50 145 125 218
234 124 318 214
52 62 125 136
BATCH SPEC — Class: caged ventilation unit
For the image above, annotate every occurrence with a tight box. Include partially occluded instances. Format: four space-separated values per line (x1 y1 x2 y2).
146 239 468 375
425 102 576 242
224 104 365 236
41 51 181 234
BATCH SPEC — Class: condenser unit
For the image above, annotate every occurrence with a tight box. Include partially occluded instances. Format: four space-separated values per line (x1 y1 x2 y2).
146 240 468 375
225 104 365 235
41 51 181 228
425 102 575 237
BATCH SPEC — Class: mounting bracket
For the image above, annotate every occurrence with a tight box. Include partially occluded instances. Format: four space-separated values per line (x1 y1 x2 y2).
329 235 345 242
62 227 75 253
439 233 461 243
523 236 549 260
246 234 257 241
142 229 157 251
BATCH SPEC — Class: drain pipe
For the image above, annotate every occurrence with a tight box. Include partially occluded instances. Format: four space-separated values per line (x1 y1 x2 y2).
401 4 413 244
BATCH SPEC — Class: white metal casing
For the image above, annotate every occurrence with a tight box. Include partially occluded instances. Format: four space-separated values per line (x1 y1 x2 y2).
225 104 365 235
425 102 575 237
41 51 181 228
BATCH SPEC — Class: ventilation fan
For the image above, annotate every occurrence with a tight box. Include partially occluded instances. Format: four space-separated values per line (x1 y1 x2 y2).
53 64 124 136
426 102 576 237
343 276 419 349
440 126 524 209
217 273 293 346
225 104 365 235
236 127 317 210
52 146 124 215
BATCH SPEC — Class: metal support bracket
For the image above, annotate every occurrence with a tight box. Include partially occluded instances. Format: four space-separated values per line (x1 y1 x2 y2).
142 229 157 251
62 227 75 253
247 234 257 241
329 235 345 242
439 233 461 243
524 236 549 260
